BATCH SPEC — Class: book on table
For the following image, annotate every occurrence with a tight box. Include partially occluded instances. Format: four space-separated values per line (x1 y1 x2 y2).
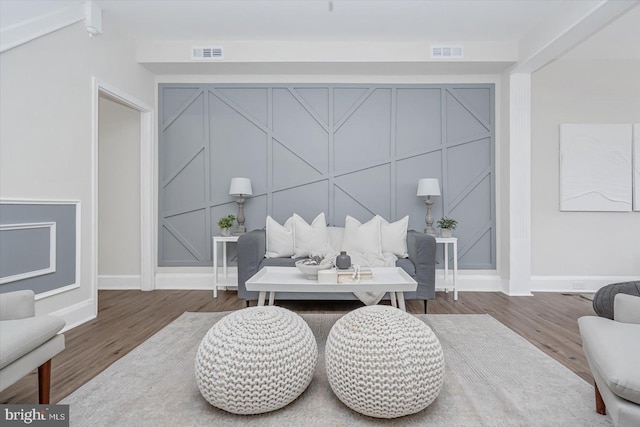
336 267 373 283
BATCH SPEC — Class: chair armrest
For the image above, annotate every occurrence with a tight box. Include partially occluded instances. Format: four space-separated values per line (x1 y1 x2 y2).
406 230 436 300
237 229 266 299
0 290 35 320
614 293 640 324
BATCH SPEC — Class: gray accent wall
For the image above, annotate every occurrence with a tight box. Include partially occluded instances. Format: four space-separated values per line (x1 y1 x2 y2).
159 84 495 269
0 203 77 295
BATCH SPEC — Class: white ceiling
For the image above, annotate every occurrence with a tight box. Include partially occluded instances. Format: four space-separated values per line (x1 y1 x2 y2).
1 0 637 75
102 0 568 43
2 0 569 44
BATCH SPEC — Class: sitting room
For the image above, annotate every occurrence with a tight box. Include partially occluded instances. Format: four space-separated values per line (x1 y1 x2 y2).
1 1 639 425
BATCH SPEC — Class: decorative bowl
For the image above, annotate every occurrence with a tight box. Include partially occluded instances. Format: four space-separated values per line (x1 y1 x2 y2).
295 259 332 280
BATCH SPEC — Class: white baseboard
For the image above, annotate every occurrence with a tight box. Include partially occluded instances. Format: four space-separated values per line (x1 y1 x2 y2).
50 297 96 333
98 275 141 290
155 267 238 290
531 275 638 293
435 272 504 292
155 273 215 290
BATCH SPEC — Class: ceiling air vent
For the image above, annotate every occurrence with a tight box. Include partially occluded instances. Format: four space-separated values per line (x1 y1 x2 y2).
430 45 464 59
191 46 223 61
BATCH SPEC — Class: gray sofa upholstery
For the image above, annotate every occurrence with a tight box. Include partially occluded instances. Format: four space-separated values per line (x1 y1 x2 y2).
579 292 640 426
0 290 65 404
237 229 436 310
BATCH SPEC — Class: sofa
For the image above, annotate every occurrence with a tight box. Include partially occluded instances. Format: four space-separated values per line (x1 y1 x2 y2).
237 228 436 311
578 290 640 426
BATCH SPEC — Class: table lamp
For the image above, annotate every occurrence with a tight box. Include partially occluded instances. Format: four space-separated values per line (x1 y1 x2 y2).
417 178 441 235
229 177 253 235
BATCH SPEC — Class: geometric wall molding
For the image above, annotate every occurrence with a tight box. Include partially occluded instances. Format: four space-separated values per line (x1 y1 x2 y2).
0 221 56 284
0 200 80 298
159 84 495 269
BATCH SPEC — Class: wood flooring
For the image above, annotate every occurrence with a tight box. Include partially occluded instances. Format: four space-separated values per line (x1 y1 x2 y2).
0 290 596 405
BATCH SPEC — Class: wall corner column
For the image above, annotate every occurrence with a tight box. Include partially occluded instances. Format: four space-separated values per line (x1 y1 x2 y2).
508 73 533 296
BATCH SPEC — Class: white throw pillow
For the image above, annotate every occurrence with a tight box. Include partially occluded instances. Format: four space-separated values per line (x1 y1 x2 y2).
292 213 331 258
327 227 344 253
265 215 294 258
341 215 382 255
378 215 409 258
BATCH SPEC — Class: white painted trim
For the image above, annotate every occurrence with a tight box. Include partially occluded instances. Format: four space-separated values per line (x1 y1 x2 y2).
0 3 85 53
531 276 639 293
634 124 640 211
515 0 639 73
508 73 533 297
98 275 142 290
91 77 155 320
436 272 504 292
50 297 96 333
0 222 56 284
157 269 506 293
155 273 215 290
0 200 82 302
35 283 80 300
0 199 81 205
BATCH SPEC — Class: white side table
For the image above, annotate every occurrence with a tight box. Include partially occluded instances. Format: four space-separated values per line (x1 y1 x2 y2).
212 235 239 297
435 237 458 300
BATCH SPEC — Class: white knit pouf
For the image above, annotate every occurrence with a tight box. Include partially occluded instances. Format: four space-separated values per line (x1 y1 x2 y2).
195 306 318 415
325 305 445 419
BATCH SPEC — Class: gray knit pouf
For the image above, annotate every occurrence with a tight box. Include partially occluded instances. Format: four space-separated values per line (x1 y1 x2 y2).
325 305 445 419
195 306 318 415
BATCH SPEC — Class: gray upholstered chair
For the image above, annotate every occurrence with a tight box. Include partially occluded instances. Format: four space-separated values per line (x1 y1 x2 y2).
579 291 640 426
0 290 65 403
592 281 640 319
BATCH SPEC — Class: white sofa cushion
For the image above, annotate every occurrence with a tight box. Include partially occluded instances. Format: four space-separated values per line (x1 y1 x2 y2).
265 215 294 258
378 215 409 258
341 215 382 256
327 227 344 253
292 213 331 258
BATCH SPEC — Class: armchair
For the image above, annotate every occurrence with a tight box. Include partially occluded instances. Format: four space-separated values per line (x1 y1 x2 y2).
0 290 65 404
578 291 640 426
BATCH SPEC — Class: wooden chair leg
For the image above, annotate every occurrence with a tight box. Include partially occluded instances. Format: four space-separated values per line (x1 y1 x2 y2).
595 382 606 415
38 359 52 404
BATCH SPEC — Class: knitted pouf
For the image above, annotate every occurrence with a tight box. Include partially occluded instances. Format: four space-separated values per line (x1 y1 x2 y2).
325 305 444 419
195 306 318 415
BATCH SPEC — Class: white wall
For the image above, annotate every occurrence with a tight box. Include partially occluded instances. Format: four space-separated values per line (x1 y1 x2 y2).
98 96 141 277
531 58 640 284
0 19 154 327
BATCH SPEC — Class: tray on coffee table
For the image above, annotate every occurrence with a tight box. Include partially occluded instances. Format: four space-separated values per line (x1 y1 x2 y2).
245 266 417 311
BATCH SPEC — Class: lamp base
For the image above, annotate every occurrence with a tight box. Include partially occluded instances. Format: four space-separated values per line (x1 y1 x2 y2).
233 225 246 236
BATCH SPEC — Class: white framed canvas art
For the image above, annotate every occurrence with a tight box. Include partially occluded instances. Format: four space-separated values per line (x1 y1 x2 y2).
560 124 632 212
634 124 640 212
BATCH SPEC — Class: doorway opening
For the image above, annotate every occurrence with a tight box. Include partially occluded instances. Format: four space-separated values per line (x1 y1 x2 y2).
91 78 154 314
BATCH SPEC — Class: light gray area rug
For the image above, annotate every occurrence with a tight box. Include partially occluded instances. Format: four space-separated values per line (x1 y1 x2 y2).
61 312 610 426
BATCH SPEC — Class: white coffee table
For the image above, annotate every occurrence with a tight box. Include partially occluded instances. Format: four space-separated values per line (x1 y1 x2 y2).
245 266 417 311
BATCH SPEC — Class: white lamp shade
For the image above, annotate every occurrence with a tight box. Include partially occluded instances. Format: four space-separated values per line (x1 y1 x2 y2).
229 177 253 196
417 178 441 197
